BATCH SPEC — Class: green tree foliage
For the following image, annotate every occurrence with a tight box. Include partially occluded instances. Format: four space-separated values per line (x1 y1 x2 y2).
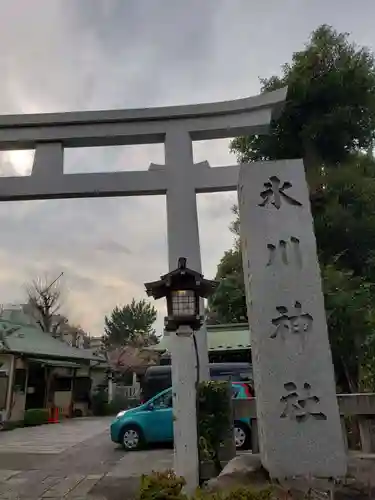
207 206 246 324
103 299 158 349
206 247 246 325
313 155 375 279
322 263 375 392
209 25 375 392
231 24 375 173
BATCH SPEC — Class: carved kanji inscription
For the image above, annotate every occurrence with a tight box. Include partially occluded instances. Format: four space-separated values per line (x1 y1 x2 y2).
271 301 313 339
259 176 302 209
267 237 302 268
280 382 327 422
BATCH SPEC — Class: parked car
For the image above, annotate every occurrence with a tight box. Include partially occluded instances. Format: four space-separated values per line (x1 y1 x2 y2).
110 382 253 452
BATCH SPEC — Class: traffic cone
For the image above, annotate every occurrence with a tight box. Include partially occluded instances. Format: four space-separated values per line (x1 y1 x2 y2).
48 407 58 424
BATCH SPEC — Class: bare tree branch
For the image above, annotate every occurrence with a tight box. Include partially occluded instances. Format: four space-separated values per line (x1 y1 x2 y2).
25 273 64 335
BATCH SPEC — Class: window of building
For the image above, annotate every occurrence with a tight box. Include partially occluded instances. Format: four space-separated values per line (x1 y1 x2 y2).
73 377 91 402
0 373 8 409
53 377 72 392
14 369 27 393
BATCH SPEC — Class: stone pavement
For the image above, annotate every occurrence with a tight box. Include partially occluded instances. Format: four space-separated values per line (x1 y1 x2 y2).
0 418 173 500
0 418 113 455
2 419 375 499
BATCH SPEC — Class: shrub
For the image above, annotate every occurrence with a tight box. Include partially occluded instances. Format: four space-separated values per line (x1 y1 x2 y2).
91 387 109 416
92 389 141 416
139 470 187 500
198 381 232 475
138 471 273 500
24 408 49 426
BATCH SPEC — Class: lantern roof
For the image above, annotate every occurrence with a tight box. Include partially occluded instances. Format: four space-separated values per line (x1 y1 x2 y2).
145 257 219 300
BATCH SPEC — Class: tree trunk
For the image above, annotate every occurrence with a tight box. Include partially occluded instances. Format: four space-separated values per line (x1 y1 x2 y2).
341 357 358 393
303 138 325 197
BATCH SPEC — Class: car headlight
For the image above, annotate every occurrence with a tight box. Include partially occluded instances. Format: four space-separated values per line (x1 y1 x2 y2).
116 410 127 419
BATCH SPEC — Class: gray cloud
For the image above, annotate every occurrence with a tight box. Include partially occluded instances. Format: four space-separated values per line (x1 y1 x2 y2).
0 0 374 334
96 240 132 255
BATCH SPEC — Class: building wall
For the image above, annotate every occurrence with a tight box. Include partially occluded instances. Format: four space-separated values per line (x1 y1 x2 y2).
1 357 95 422
0 354 13 419
91 368 106 393
9 357 28 422
10 392 26 422
76 366 90 377
54 391 72 416
89 337 103 350
0 355 29 422
62 331 86 349
0 354 12 409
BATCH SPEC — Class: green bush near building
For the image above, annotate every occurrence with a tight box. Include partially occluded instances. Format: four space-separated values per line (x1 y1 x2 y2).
23 408 49 426
91 387 141 416
91 388 110 416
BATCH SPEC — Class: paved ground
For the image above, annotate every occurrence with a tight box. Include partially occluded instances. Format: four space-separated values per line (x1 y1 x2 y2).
0 417 175 500
0 418 114 456
1 419 375 499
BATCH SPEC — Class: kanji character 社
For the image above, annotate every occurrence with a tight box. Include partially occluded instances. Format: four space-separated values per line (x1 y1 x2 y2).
280 382 327 422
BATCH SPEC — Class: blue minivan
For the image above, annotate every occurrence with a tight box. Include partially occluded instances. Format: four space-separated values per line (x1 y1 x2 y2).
110 383 252 452
140 362 253 402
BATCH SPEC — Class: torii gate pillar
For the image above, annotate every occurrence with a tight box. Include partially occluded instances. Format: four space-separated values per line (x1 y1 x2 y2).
164 127 209 378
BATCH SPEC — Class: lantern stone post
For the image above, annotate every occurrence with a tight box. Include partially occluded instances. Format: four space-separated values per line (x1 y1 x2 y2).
145 258 218 492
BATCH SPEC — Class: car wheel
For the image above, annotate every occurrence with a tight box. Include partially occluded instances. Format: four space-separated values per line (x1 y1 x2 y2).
234 422 251 450
121 425 144 451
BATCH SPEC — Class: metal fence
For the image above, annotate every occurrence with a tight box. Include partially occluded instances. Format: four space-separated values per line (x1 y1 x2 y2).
113 383 140 400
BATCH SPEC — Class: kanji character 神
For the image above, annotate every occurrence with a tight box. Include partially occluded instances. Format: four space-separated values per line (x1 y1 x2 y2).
271 301 313 339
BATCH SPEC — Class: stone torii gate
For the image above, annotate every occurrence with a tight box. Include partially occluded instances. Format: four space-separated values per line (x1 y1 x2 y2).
0 86 285 376
0 87 286 489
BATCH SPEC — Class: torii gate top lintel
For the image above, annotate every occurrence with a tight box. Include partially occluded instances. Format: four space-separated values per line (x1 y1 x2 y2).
0 87 287 202
0 87 287 150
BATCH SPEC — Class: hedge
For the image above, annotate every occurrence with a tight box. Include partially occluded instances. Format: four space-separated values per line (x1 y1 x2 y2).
24 408 49 426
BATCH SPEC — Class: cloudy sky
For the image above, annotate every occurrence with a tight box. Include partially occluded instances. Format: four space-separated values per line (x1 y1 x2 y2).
0 0 373 336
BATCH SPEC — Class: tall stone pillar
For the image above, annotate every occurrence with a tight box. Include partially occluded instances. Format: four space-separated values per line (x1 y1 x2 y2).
238 159 346 478
164 127 210 381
